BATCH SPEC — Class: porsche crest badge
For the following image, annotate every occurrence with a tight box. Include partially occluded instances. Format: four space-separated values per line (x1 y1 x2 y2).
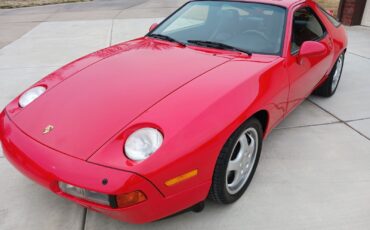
43 125 54 134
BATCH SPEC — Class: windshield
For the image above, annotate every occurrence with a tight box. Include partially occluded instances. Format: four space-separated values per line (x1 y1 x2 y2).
150 1 286 55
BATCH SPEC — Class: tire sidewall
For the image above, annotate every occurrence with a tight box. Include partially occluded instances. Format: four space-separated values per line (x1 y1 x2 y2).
211 118 263 204
330 53 345 95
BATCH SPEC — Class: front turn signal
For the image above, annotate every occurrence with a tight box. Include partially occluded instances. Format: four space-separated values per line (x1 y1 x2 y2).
116 191 147 208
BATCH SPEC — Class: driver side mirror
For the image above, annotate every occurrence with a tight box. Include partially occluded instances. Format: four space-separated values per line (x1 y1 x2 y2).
149 23 158 32
298 41 327 64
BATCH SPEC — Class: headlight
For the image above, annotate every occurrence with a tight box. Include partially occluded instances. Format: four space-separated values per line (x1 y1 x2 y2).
124 128 163 161
19 86 46 108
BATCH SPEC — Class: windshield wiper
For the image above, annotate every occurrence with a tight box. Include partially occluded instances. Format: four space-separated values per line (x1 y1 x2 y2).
187 40 252 56
148 34 186 47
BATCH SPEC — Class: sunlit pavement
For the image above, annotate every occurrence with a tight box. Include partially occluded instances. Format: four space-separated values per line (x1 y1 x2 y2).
1 1 370 229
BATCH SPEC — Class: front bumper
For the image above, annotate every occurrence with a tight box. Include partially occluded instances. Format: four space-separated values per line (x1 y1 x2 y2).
0 111 208 223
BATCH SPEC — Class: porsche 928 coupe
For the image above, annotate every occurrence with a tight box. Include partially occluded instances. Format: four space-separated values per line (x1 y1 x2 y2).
0 0 347 224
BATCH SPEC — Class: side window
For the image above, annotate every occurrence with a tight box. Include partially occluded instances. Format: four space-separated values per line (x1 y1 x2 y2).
291 7 326 53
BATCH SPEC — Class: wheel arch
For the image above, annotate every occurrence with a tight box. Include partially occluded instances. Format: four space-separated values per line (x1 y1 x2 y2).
250 110 269 136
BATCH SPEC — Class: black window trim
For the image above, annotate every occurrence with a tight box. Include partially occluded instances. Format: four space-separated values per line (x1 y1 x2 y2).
290 5 328 56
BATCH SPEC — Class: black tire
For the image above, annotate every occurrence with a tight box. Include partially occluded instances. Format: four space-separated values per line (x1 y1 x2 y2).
313 53 345 97
208 117 263 204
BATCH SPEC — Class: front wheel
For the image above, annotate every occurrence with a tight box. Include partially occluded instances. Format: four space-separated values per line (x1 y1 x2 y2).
208 118 262 204
313 52 345 97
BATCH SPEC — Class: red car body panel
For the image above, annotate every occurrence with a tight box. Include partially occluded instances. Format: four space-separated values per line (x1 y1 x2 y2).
88 54 289 196
0 0 347 224
11 38 229 160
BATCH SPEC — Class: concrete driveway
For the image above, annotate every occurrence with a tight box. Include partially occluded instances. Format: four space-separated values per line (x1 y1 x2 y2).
1 1 370 229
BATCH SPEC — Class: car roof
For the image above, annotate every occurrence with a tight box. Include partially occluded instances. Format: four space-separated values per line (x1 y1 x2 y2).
193 0 306 8
247 0 305 7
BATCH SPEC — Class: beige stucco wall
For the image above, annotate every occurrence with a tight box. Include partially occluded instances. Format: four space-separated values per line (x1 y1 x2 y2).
362 0 370 26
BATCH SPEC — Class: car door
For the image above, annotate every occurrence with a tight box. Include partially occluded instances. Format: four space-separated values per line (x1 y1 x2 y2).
285 5 334 112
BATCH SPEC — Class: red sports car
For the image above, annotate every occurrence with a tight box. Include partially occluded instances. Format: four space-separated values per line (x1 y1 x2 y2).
0 0 347 224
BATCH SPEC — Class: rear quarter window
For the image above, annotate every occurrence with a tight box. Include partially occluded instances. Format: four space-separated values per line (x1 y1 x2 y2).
318 5 341 27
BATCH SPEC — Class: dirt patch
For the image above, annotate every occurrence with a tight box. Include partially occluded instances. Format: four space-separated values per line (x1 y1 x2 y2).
0 0 90 9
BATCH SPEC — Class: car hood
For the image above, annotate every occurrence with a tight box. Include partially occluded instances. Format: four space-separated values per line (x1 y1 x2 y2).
12 38 230 160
